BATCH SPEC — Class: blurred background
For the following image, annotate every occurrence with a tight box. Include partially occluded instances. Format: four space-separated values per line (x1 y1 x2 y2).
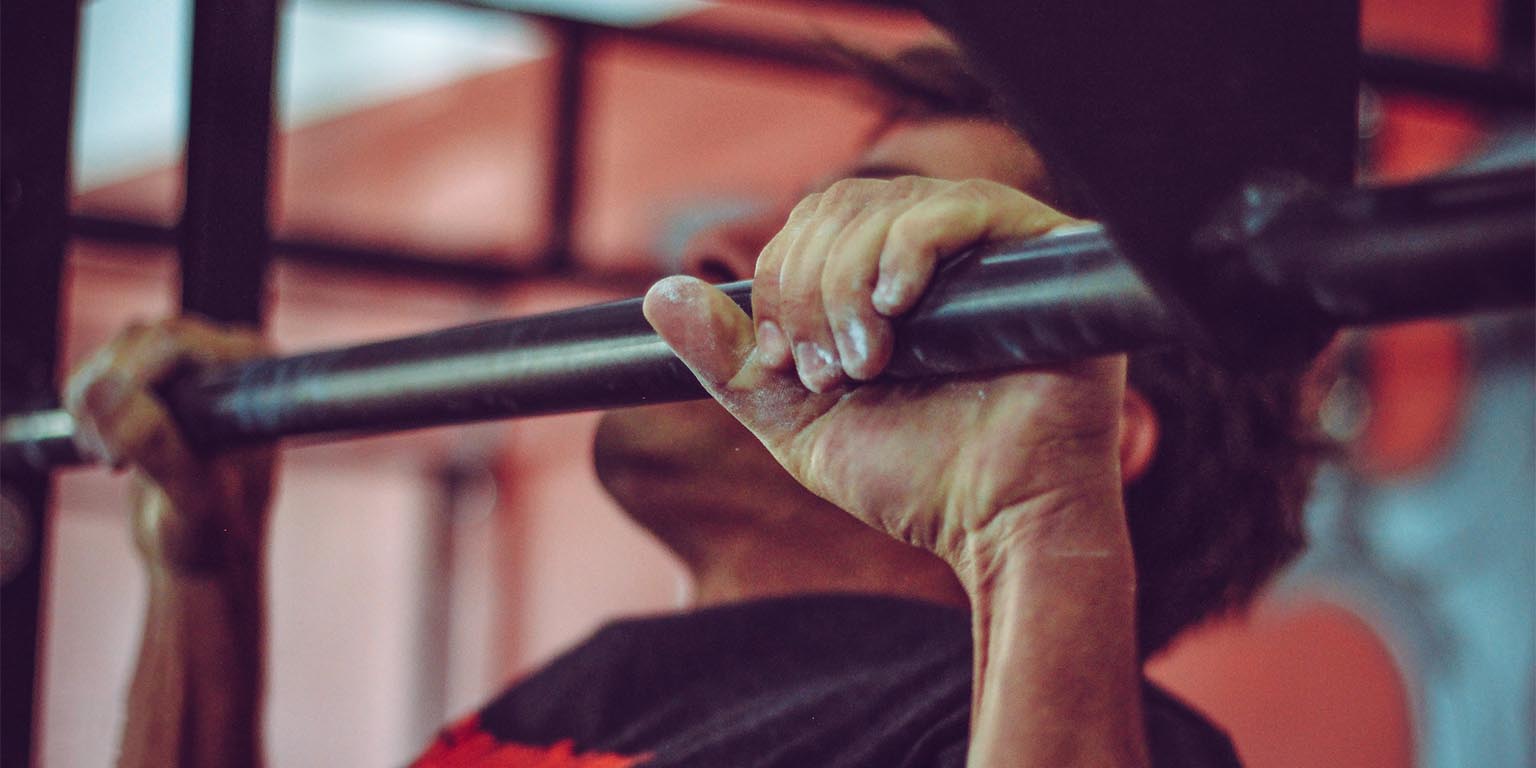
26 0 1533 765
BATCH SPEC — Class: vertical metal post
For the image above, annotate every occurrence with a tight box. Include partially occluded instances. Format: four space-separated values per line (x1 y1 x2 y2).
545 20 587 272
1500 0 1533 79
180 0 280 324
409 457 485 748
0 0 81 764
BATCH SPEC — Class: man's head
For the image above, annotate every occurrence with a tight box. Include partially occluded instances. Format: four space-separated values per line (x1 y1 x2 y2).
592 114 1049 608
595 42 1323 656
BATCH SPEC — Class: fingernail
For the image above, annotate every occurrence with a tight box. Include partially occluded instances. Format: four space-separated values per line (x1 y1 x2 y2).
872 274 908 315
834 315 871 378
755 320 790 368
794 341 839 393
649 275 698 308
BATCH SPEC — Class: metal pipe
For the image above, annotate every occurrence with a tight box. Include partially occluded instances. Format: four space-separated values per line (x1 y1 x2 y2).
177 225 1169 444
544 19 588 272
1361 51 1534 111
3 226 1169 470
1252 165 1536 326
179 0 279 325
0 0 80 759
6 167 1533 472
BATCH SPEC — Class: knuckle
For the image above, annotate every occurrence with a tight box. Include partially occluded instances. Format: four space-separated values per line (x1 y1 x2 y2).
821 256 866 298
752 261 781 294
820 179 851 201
888 175 926 195
218 330 268 361
775 289 816 330
133 424 178 464
753 244 786 280
172 313 218 333
821 178 889 211
126 318 176 349
65 351 126 415
778 259 817 298
951 178 1001 202
78 375 130 420
885 213 923 253
142 321 182 349
788 192 822 219
822 177 867 199
245 335 270 356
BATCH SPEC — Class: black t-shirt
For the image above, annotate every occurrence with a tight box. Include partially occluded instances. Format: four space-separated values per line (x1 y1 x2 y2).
413 593 1241 767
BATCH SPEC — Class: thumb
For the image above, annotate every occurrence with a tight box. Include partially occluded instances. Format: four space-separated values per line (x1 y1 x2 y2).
643 276 756 389
643 276 824 445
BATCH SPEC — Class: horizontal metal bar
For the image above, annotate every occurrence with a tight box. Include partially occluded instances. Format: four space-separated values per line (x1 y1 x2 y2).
70 214 665 292
1252 165 1536 326
10 167 1533 472
1362 51 1535 112
177 226 1168 443
70 214 537 286
4 225 1170 469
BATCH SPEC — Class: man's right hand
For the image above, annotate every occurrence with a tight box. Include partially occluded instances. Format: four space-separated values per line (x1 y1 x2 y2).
64 317 275 576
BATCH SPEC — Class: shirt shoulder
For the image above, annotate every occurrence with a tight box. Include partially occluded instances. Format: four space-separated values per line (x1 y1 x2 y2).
1143 683 1244 768
928 684 1242 768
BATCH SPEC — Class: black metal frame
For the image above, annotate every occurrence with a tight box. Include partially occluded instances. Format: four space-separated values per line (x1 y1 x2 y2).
544 19 588 272
1362 52 1534 111
1 2 81 765
63 5 889 293
64 2 1534 294
179 0 281 326
0 0 281 762
4 0 1533 761
1500 0 1534 78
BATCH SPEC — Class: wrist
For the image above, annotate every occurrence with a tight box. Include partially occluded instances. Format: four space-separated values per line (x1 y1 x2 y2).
144 558 264 649
960 491 1149 768
128 555 265 768
951 476 1130 599
132 466 271 578
145 558 261 597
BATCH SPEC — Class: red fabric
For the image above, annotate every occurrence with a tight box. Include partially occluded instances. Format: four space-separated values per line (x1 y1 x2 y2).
412 714 646 768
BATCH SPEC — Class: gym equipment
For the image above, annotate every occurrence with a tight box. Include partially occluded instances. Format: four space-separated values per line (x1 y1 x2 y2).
4 160 1530 471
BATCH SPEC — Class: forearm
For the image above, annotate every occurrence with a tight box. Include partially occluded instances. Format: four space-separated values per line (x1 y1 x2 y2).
62 318 274 767
961 489 1148 768
117 565 264 768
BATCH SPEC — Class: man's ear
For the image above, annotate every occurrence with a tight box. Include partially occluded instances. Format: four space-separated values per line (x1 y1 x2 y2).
1120 387 1159 485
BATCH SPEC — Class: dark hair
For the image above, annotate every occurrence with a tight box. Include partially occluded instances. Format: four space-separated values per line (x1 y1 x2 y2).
844 42 1328 656
831 42 1003 123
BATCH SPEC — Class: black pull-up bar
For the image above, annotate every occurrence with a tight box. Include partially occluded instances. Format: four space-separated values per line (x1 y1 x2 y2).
2 165 1532 472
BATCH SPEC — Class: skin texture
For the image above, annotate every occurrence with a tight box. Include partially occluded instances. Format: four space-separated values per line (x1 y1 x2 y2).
72 116 1158 767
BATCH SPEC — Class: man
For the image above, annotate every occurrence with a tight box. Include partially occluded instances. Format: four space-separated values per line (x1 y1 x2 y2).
67 45 1320 767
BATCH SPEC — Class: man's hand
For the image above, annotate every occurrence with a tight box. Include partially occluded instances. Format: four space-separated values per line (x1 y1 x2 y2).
65 317 274 576
644 176 1150 766
641 176 1122 582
